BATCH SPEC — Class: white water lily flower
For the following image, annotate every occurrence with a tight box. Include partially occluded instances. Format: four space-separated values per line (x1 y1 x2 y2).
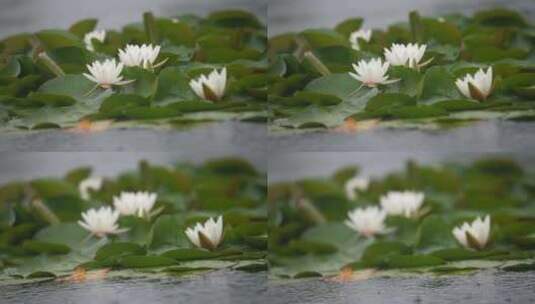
345 176 370 200
384 43 427 68
349 29 372 50
380 191 425 218
345 206 388 238
185 216 224 250
349 58 397 88
78 177 103 200
455 67 493 101
118 44 163 69
452 215 491 250
78 206 127 238
84 30 106 51
189 68 227 102
83 59 132 89
113 191 158 217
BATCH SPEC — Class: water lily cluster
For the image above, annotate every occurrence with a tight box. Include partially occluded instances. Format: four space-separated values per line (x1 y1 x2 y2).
349 42 494 101
84 46 227 101
345 189 425 237
270 158 533 279
78 189 159 237
269 8 535 132
77 185 224 250
0 10 267 131
0 159 266 282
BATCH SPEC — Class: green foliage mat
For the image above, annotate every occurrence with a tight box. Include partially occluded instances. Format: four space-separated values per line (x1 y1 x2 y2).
268 8 535 133
0 158 266 284
0 10 267 132
269 158 535 279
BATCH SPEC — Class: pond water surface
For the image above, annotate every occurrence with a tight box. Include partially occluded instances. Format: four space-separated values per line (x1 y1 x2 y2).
0 270 268 304
267 270 535 304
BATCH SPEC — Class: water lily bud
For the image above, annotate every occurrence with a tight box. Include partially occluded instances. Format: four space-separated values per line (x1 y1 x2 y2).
84 30 106 51
455 68 493 101
189 68 227 102
452 215 491 250
185 216 224 250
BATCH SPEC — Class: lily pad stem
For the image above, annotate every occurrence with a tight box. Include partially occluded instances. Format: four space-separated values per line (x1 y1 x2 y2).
348 84 364 97
37 52 65 77
31 199 60 225
84 84 100 97
296 198 327 224
304 51 331 76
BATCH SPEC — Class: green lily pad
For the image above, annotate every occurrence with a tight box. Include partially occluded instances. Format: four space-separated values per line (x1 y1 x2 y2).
22 240 71 255
334 18 364 37
119 255 177 268
35 30 84 50
95 242 146 260
68 19 98 38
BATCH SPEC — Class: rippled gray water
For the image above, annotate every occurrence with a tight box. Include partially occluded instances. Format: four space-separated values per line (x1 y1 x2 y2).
268 270 535 304
271 121 535 153
0 270 268 304
0 121 267 153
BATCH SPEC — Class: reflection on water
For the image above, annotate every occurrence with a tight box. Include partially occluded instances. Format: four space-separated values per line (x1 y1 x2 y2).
269 0 534 36
0 0 266 38
0 270 268 304
267 270 535 304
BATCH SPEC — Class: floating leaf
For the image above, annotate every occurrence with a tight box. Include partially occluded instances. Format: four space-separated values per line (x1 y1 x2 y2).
68 19 98 38
162 248 222 261
334 18 364 37
119 255 177 268
383 254 445 269
22 240 71 255
95 242 146 261
301 29 348 48
35 30 84 50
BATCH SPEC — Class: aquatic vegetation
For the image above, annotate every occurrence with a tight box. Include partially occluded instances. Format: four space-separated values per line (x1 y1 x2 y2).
0 158 267 283
455 67 494 101
112 191 158 218
189 68 228 102
268 8 535 132
0 10 267 132
345 206 389 238
84 58 132 89
348 58 398 88
185 216 224 250
268 158 535 279
452 215 491 250
344 175 370 200
78 206 128 237
349 29 372 51
379 191 425 218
